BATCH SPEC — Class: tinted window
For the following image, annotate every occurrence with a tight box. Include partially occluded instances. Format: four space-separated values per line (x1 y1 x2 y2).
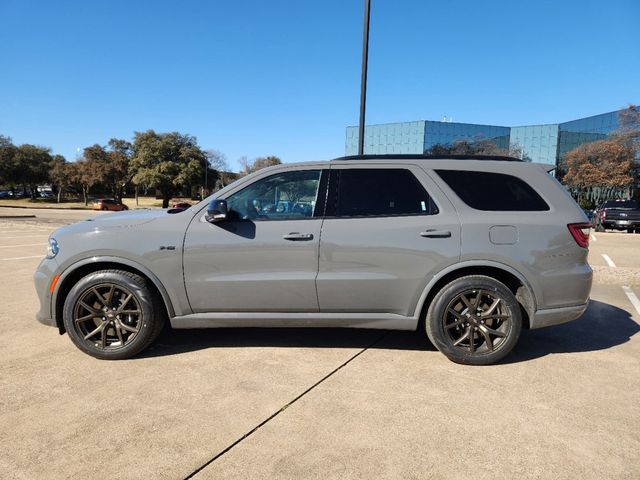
335 169 438 217
226 170 321 220
436 170 549 211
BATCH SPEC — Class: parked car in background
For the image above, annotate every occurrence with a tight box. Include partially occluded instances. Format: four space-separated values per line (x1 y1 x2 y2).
592 199 640 233
171 202 192 210
35 154 592 365
92 199 129 211
0 190 13 198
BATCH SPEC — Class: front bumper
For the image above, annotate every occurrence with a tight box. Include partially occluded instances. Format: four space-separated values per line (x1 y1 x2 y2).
34 258 58 328
530 301 589 329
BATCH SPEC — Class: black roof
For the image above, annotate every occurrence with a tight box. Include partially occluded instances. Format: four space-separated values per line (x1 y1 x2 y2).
334 154 523 162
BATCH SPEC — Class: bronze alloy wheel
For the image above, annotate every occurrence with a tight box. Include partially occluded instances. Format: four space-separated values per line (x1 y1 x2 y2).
72 283 143 350
443 288 512 354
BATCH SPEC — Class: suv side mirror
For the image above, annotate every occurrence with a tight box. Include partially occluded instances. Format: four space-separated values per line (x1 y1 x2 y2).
205 199 228 223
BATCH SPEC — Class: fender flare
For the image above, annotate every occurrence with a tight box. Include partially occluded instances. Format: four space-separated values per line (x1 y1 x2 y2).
412 259 538 319
51 255 176 324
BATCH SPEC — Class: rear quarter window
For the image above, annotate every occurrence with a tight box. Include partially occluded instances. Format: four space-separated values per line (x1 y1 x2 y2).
435 169 549 211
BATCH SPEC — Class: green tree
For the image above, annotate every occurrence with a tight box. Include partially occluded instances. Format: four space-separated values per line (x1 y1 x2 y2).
82 138 133 202
49 155 72 203
67 158 103 205
13 144 52 199
130 130 206 208
0 135 17 189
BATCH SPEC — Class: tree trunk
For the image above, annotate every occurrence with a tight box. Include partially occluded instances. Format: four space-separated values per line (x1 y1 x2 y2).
83 186 88 206
162 191 170 209
57 188 62 203
135 185 139 206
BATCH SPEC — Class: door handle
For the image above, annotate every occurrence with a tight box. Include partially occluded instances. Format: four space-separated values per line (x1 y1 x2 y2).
283 232 314 241
420 229 452 238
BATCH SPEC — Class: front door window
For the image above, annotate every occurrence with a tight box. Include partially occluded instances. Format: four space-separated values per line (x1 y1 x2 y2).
226 170 321 220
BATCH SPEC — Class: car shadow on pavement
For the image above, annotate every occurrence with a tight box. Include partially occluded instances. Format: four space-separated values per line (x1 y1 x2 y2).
504 299 640 363
141 300 638 362
143 327 435 358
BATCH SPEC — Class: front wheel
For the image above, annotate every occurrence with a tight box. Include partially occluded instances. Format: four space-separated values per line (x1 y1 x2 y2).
425 275 522 365
63 270 164 360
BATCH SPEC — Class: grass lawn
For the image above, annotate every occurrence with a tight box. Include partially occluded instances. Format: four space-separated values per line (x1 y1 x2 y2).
0 197 197 210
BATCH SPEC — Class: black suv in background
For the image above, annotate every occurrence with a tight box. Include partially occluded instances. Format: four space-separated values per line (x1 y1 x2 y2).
592 199 640 233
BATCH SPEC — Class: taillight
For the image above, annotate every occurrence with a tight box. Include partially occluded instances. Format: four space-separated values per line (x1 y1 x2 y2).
601 210 606 220
568 223 591 249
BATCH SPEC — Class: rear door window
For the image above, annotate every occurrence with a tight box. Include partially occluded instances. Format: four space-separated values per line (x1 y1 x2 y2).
332 168 438 217
435 170 549 211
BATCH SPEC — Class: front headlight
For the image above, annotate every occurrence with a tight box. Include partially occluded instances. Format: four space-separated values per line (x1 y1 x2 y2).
46 238 59 259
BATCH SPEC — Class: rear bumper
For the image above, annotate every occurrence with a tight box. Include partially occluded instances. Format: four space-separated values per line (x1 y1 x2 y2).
603 220 640 229
530 301 589 329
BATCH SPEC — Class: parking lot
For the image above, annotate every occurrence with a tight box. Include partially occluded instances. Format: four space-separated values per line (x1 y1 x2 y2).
1 210 639 480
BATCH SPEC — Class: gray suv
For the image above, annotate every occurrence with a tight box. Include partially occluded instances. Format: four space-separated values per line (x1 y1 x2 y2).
34 155 593 365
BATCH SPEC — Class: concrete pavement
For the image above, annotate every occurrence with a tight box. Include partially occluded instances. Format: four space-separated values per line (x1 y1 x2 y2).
1 218 639 479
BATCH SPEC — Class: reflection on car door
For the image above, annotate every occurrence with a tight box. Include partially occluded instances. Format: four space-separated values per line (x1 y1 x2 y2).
183 168 327 313
316 165 461 316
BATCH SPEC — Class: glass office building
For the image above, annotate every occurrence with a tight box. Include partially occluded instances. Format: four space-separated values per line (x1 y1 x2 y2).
345 108 626 166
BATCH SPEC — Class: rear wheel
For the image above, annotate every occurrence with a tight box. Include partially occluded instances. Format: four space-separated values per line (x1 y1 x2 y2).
627 228 634 234
63 270 164 360
425 275 522 365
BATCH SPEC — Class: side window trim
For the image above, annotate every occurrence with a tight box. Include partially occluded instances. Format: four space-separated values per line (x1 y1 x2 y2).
312 169 330 218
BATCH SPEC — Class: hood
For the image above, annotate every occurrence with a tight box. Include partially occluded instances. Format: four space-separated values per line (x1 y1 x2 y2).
51 209 171 237
85 209 169 226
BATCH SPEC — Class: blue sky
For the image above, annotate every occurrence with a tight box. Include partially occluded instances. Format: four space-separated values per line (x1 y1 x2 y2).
1 0 638 170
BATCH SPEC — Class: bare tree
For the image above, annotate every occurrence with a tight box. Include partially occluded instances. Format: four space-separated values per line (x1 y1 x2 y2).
238 155 282 176
562 137 635 206
206 149 234 191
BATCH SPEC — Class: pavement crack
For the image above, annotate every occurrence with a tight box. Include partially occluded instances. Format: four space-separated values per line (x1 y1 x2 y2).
183 331 388 479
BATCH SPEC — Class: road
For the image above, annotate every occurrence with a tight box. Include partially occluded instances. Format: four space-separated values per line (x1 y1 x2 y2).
1 217 639 479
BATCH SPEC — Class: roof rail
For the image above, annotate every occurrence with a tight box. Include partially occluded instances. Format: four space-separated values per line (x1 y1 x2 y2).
333 154 523 162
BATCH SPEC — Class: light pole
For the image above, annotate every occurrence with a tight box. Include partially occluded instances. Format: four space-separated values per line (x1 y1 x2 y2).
358 0 371 156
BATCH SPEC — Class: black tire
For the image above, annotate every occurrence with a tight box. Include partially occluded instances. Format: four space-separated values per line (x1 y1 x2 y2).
627 228 634 234
425 275 522 365
122 205 129 211
63 269 164 360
